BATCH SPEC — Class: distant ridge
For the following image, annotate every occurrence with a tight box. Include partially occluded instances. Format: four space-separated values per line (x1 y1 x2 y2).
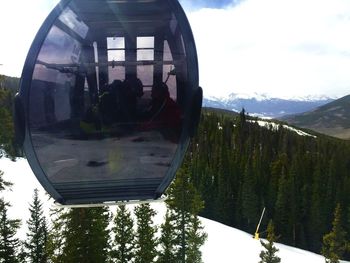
203 93 334 118
282 94 350 139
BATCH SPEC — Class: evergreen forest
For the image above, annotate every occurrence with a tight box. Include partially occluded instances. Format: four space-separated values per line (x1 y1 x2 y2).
0 166 207 262
1 75 350 261
187 108 350 258
0 75 21 158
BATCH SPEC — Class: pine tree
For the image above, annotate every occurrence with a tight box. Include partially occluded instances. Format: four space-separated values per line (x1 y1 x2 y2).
0 171 12 192
0 199 21 263
0 171 20 263
241 157 259 231
186 212 207 263
274 159 292 244
259 220 281 263
157 210 180 263
25 188 48 263
134 204 157 263
165 167 207 263
60 207 111 263
46 206 68 263
111 205 135 263
17 244 27 263
322 204 348 263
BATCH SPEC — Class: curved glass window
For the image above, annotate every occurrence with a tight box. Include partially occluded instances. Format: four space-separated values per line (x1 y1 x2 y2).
23 0 198 204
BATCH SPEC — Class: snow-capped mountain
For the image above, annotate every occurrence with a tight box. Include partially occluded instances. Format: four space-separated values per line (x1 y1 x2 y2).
203 93 335 118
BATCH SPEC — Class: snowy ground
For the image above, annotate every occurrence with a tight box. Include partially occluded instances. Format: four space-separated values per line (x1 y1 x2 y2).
247 119 317 138
0 157 349 263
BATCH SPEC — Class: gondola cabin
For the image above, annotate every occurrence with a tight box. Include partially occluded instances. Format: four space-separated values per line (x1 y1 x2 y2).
15 0 202 205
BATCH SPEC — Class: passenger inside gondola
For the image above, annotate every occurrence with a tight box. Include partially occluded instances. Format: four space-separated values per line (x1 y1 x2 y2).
141 81 181 142
99 79 122 126
119 76 144 124
81 76 145 137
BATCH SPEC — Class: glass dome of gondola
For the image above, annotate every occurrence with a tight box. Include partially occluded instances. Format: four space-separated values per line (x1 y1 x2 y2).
15 0 202 205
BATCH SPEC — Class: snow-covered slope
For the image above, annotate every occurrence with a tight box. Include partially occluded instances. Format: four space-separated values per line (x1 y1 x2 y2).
247 119 317 138
0 157 348 263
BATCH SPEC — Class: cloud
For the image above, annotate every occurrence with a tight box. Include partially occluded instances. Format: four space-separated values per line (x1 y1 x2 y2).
187 0 350 98
179 0 239 11
1 0 350 99
0 0 59 77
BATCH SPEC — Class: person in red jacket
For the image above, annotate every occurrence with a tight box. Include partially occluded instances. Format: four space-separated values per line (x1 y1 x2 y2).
142 82 182 142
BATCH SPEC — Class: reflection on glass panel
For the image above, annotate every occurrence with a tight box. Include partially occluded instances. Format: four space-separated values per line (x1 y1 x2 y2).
137 50 154 61
30 25 82 128
137 65 153 86
180 35 186 56
107 37 125 49
170 14 178 35
163 65 177 100
108 50 125 61
108 66 125 83
59 8 89 39
37 26 81 65
27 0 187 195
137 36 154 48
163 40 173 61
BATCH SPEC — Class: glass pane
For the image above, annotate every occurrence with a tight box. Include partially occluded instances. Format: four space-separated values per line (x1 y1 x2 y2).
137 50 154 61
163 40 173 61
59 7 89 39
36 26 81 65
108 66 125 83
108 50 125 61
163 65 177 100
107 37 125 49
137 65 153 86
137 36 154 48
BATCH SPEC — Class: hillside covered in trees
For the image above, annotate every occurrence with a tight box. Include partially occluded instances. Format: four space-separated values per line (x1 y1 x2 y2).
0 75 21 158
186 108 350 258
0 74 349 260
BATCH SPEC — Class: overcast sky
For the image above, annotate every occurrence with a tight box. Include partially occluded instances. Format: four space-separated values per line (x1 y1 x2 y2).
1 0 350 98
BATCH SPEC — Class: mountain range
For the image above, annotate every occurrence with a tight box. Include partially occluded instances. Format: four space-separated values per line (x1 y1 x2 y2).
203 92 350 140
203 93 334 118
282 94 350 140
